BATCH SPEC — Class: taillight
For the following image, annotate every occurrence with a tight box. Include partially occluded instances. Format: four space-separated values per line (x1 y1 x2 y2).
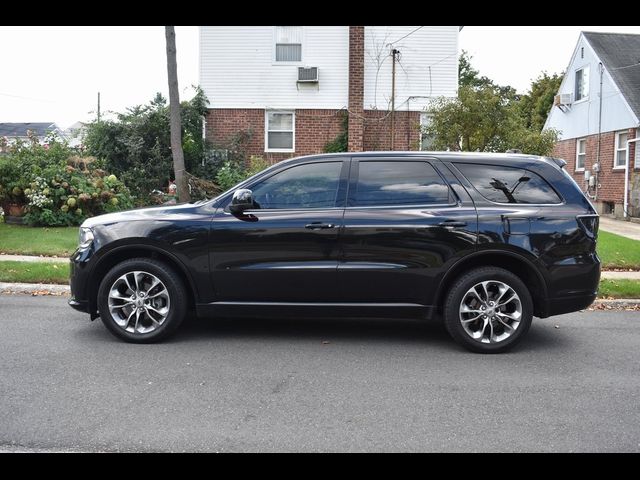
577 214 599 240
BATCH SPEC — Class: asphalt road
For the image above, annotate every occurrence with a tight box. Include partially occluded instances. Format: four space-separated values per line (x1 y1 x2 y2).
1 295 639 452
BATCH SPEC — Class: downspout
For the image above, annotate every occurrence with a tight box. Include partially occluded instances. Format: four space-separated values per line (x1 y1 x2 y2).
625 137 640 219
595 62 604 201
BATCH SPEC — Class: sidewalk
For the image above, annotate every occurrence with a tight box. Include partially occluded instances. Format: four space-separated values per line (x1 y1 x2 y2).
599 217 640 242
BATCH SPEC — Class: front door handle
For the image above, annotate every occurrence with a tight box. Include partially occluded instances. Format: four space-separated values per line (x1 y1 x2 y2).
305 222 336 230
438 220 467 228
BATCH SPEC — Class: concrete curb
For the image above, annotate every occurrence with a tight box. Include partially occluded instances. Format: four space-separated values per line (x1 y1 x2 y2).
0 282 70 295
0 255 68 263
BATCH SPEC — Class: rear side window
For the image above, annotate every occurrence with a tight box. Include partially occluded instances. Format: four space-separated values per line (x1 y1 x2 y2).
353 161 450 207
456 163 562 204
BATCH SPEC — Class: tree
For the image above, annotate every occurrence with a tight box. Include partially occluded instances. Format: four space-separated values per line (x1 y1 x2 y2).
83 89 209 203
518 72 564 131
165 26 190 203
423 54 559 156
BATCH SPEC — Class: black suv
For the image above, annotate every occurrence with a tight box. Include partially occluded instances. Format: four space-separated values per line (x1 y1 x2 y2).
69 152 600 353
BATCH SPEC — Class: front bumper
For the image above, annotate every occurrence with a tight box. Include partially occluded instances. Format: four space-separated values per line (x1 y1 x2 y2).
69 247 95 315
68 297 89 313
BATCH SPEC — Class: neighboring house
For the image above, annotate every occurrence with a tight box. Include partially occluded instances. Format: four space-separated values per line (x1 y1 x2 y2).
0 122 66 148
199 26 460 162
545 32 640 219
63 121 87 148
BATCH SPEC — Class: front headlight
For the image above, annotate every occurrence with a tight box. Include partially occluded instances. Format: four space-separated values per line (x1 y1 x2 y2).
78 227 94 249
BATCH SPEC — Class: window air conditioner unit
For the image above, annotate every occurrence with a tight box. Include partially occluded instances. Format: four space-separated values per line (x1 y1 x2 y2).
298 67 319 83
554 93 573 112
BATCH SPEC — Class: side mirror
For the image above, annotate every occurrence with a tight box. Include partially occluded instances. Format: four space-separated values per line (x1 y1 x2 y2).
229 188 254 214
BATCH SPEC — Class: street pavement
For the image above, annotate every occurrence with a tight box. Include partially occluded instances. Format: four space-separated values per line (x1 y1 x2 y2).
0 295 638 452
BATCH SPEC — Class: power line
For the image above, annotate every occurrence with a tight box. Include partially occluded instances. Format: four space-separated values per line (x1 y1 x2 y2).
0 92 56 103
389 26 424 45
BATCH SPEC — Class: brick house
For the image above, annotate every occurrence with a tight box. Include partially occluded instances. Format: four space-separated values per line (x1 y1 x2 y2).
545 32 640 219
199 26 460 163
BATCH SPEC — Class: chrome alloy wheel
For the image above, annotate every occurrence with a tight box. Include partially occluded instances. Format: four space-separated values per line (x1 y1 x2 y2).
108 271 170 334
459 280 522 344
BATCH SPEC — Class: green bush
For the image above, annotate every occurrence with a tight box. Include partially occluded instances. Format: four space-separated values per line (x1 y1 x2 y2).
215 155 272 192
0 137 134 226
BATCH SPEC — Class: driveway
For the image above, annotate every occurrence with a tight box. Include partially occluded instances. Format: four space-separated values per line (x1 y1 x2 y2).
0 295 638 452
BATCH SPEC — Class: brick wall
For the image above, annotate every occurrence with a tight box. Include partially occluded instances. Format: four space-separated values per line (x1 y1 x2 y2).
347 26 365 152
205 108 345 163
205 107 422 162
363 110 421 151
552 128 637 216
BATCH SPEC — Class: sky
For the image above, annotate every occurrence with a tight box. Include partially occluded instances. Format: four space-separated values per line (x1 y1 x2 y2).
1 25 640 129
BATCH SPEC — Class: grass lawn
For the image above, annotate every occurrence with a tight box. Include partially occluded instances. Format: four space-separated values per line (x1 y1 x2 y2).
0 261 69 284
597 231 640 270
0 223 77 257
598 279 640 299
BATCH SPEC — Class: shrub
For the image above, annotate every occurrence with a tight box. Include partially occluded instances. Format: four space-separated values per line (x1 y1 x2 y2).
0 137 134 226
214 155 272 192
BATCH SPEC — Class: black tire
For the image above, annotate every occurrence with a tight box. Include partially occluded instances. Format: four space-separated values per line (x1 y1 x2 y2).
97 258 188 343
443 267 533 354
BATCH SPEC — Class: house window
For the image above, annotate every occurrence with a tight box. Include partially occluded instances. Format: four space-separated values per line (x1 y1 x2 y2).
614 131 628 169
419 113 435 151
575 66 589 101
265 111 295 152
275 26 302 62
576 138 586 171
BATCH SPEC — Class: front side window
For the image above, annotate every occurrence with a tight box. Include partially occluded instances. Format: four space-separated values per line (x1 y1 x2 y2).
352 161 450 207
614 131 628 168
249 162 342 209
576 138 586 171
265 111 294 152
275 26 302 62
575 66 589 101
456 163 562 204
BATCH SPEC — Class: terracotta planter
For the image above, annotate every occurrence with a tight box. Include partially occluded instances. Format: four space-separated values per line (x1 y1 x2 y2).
7 203 26 217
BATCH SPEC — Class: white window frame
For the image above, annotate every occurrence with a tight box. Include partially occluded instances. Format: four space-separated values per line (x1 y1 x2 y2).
575 138 586 171
614 130 628 169
636 128 640 169
265 110 295 153
574 66 589 103
419 113 435 151
272 26 303 65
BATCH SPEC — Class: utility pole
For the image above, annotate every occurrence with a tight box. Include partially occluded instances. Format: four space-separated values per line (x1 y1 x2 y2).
390 49 398 150
97 92 101 122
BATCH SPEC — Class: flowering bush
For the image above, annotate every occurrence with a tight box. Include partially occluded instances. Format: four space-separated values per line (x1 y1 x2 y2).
0 137 134 226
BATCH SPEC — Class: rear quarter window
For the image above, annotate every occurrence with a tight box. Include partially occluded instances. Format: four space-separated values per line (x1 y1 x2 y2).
455 163 562 204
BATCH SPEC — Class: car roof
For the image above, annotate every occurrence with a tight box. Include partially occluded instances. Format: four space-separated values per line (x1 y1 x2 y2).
276 151 558 169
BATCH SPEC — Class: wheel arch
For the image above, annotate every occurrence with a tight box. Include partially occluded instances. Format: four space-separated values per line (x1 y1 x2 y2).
435 250 549 318
87 244 197 316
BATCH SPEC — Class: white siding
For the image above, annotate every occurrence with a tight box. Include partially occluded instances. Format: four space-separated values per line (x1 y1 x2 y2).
545 33 638 140
199 26 349 109
363 26 459 112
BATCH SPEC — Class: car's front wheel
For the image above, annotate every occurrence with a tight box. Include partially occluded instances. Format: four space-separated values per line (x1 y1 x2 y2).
443 267 533 353
97 258 188 343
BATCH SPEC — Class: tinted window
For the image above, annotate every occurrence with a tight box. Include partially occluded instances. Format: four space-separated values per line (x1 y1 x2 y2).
250 162 342 209
353 161 450 207
456 163 561 204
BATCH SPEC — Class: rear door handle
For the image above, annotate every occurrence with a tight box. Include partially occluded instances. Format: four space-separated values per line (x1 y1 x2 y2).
438 220 467 228
305 222 336 230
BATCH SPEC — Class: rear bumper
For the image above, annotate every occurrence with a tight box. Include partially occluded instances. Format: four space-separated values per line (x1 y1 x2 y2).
545 293 597 317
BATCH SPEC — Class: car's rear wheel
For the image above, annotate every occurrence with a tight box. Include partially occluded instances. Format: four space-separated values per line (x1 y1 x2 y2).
443 267 533 353
97 258 188 343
